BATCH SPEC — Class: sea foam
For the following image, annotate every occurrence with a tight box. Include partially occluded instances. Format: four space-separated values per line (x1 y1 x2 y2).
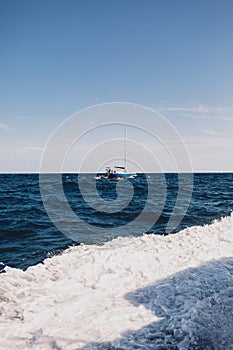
1 213 233 349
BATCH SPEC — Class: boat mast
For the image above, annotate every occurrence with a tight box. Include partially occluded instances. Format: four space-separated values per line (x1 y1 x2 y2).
124 129 127 171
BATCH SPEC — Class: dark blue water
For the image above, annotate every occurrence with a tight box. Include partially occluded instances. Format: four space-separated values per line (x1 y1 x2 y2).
0 173 233 271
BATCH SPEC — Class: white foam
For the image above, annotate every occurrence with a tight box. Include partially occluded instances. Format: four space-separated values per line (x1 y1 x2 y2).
1 214 233 349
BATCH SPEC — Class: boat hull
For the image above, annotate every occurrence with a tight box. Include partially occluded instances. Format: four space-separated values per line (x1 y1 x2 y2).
107 172 136 179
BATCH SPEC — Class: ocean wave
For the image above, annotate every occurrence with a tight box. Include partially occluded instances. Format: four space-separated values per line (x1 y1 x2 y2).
0 213 233 349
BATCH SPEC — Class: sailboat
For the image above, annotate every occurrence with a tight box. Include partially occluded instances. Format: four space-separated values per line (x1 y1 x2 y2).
105 131 136 179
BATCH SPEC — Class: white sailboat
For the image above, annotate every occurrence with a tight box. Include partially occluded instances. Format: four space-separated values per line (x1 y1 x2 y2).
105 130 136 179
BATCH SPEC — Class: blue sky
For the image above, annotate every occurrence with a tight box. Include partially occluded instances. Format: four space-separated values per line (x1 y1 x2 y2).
0 0 233 172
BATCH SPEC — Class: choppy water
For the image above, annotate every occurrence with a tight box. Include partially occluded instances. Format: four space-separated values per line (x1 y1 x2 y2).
1 173 233 350
0 173 233 270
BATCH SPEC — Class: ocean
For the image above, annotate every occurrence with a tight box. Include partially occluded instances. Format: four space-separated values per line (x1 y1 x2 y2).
1 173 233 349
